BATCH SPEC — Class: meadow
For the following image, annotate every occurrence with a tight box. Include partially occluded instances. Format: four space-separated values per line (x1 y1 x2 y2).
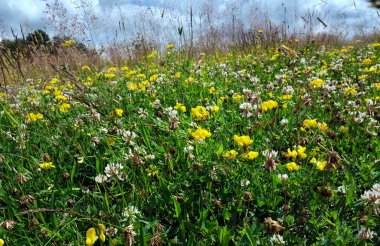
0 40 379 245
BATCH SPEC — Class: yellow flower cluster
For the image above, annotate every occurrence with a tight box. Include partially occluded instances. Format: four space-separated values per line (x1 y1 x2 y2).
311 158 328 170
191 127 211 141
319 122 328 132
362 58 372 65
26 112 43 123
114 108 123 117
241 151 259 160
285 145 307 159
286 162 300 171
261 100 278 112
85 224 106 246
310 78 325 89
40 162 55 170
191 106 209 120
233 135 253 147
62 39 76 48
344 87 357 96
223 150 239 160
302 119 318 128
174 103 186 113
278 95 292 101
59 103 71 113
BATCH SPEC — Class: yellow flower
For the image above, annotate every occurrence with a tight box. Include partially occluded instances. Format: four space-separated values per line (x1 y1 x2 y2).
98 224 106 242
115 109 123 117
286 162 300 171
174 103 186 113
190 127 211 141
258 29 263 33
232 94 243 102
297 145 307 159
104 73 116 79
362 58 372 65
302 119 318 128
107 67 117 74
223 150 239 160
233 135 253 147
241 151 259 160
285 148 297 159
261 100 278 112
127 82 138 91
55 94 68 101
209 86 216 94
62 39 76 48
26 112 44 123
0 238 4 246
319 122 328 132
147 50 158 58
59 103 71 113
166 43 174 50
278 95 292 101
316 161 327 171
210 105 220 112
344 87 357 96
191 106 209 120
310 78 325 89
40 162 55 170
82 65 90 71
175 72 181 78
310 157 317 164
86 228 98 246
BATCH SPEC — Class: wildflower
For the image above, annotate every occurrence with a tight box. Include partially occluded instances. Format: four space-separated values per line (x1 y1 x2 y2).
59 103 71 113
190 127 211 141
286 162 300 171
85 227 98 246
95 174 108 183
269 234 285 245
264 217 284 234
357 226 376 241
26 112 43 123
303 119 318 128
344 87 357 96
241 179 251 187
114 109 123 117
319 122 328 132
40 162 55 170
62 39 75 48
315 161 327 170
98 224 106 242
233 135 253 147
263 149 278 170
297 145 307 159
278 174 288 182
362 58 372 65
82 65 90 71
284 148 297 159
174 102 186 113
104 163 125 181
124 225 136 246
55 94 68 101
106 227 118 236
147 50 158 58
0 238 3 246
232 94 243 102
191 106 209 120
166 43 174 50
241 151 259 160
104 73 116 79
122 205 141 223
310 78 325 89
223 150 239 160
258 29 263 33
239 102 254 117
280 118 288 126
261 100 278 112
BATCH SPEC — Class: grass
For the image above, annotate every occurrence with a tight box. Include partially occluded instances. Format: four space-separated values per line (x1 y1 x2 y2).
0 41 379 245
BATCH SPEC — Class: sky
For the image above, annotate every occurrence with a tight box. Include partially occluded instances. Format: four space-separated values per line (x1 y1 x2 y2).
0 0 379 46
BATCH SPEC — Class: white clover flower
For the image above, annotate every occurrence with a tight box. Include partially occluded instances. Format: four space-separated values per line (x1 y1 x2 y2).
105 163 125 181
95 174 108 184
269 234 285 245
122 205 141 223
357 226 376 241
240 179 250 187
145 154 155 160
280 118 289 126
278 174 288 182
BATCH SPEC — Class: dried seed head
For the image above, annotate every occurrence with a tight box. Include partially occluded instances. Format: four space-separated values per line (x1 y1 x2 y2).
325 151 340 169
63 172 70 180
11 188 20 196
243 191 253 201
264 217 284 234
43 153 52 162
2 220 16 230
19 195 36 206
15 173 28 184
214 199 222 207
28 218 41 227
67 199 76 207
263 159 277 170
91 136 100 145
192 162 202 170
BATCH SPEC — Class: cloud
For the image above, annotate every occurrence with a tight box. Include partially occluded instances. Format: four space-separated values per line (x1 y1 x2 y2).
1 0 379 43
